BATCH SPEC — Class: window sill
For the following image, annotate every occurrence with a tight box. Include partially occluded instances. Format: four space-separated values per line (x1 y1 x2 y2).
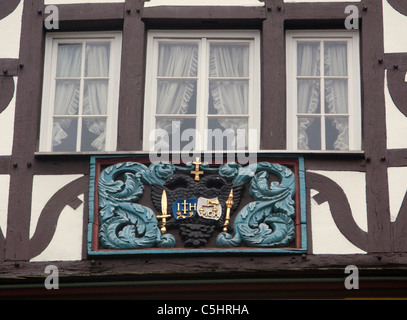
35 150 366 159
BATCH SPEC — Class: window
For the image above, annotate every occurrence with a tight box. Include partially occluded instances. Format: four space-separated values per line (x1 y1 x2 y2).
39 32 122 152
286 30 361 151
143 30 261 152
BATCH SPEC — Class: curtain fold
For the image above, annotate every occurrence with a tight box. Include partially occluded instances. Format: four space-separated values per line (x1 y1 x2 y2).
52 43 111 151
296 42 349 150
209 44 249 131
209 44 249 149
53 44 82 148
297 42 320 150
156 43 198 132
324 42 349 150
82 43 110 151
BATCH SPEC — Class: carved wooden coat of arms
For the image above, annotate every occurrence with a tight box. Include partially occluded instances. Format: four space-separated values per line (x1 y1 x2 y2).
89 157 305 254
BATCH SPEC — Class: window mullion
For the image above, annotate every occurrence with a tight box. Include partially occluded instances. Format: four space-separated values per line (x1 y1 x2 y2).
48 40 59 151
320 40 326 151
199 37 208 152
76 41 86 152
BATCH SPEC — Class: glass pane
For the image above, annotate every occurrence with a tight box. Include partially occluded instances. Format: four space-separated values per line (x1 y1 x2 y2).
83 80 109 115
158 43 198 77
56 44 82 78
155 118 197 151
54 80 80 115
297 79 320 114
52 118 78 152
297 42 320 76
209 43 249 78
81 118 106 151
325 79 348 114
326 117 349 150
209 80 248 115
298 117 321 150
208 118 248 151
324 42 348 76
156 80 197 115
85 43 111 77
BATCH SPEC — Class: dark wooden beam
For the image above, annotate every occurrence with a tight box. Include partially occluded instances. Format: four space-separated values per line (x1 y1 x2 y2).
6 0 45 261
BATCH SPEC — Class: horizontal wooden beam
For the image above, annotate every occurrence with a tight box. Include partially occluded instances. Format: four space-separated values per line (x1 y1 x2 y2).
142 6 266 25
55 3 125 21
0 59 20 76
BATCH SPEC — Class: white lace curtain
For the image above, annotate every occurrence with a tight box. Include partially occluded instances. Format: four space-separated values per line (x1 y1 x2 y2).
53 43 110 151
297 42 349 150
156 43 198 132
209 43 248 132
155 42 249 148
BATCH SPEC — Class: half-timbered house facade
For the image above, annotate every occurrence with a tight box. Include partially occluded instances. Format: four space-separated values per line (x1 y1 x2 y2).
1 0 407 299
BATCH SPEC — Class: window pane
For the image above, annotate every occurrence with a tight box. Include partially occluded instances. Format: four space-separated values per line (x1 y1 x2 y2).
158 43 198 77
298 117 321 150
297 79 320 114
83 80 109 115
324 42 348 76
56 44 82 78
209 43 249 78
155 118 197 151
54 80 80 115
297 42 320 76
52 118 78 152
326 117 349 150
85 43 111 77
325 79 348 114
81 118 106 151
156 80 197 115
208 118 248 151
209 80 248 115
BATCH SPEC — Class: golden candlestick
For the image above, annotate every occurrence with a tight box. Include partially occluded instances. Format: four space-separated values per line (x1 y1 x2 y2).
157 190 171 234
223 188 234 232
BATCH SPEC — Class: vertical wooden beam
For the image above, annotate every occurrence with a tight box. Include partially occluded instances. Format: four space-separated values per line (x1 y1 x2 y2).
6 0 45 261
361 0 392 252
261 0 286 150
117 0 146 151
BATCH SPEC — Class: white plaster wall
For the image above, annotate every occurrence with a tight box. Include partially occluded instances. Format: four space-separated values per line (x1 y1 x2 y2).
0 175 10 241
383 0 407 53
0 1 23 59
388 167 407 222
309 170 367 254
45 0 124 4
30 175 84 262
0 77 16 156
385 71 407 149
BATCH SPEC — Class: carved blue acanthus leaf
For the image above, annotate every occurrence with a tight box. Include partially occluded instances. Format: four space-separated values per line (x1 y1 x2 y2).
98 162 176 249
216 162 296 248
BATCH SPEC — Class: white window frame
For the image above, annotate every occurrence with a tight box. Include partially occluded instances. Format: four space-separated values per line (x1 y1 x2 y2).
39 31 122 153
286 30 362 151
143 30 261 152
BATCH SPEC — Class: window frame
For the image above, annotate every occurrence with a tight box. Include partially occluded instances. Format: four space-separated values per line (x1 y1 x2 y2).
39 31 122 153
286 30 362 152
143 30 261 153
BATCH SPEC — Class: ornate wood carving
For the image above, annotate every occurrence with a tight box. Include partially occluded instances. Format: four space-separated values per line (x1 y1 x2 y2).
91 158 302 253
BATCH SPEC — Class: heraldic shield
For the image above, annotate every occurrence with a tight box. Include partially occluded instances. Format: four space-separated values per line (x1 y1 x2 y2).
93 157 301 252
151 174 245 247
